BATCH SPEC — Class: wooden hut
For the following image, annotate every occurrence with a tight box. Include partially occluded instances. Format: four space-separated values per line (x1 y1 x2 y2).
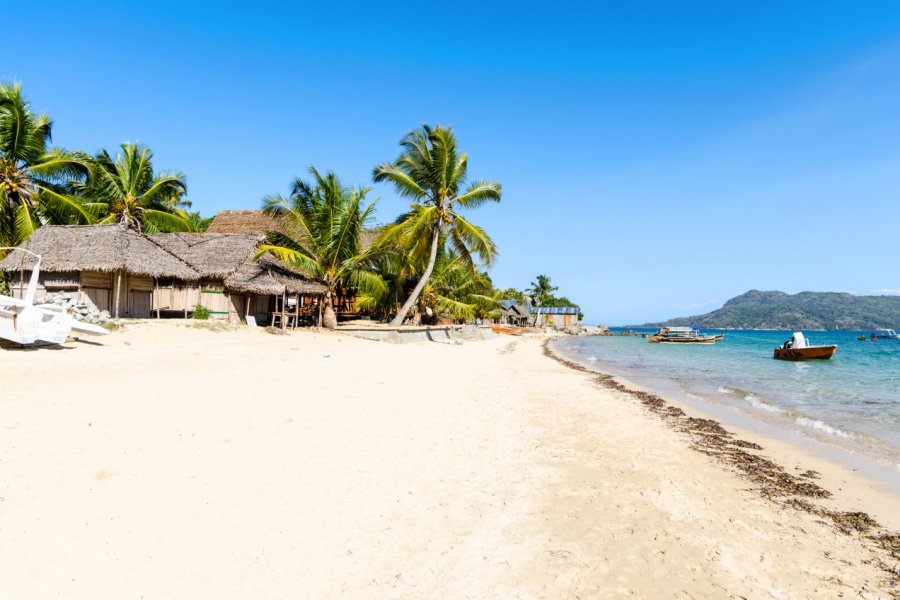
0 224 198 318
0 224 325 324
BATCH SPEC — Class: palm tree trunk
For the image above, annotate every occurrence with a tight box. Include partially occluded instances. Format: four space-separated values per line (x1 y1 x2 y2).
323 290 338 329
389 223 440 327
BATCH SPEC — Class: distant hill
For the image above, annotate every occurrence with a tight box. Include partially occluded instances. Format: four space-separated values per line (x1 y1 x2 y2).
639 290 900 330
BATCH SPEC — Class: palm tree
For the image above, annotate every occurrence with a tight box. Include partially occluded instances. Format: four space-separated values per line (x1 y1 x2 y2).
257 167 384 329
527 274 558 303
85 142 191 232
0 82 92 248
373 124 501 327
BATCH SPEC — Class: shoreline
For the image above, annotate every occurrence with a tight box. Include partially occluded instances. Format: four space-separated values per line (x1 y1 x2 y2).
2 322 898 597
544 337 900 575
554 331 900 495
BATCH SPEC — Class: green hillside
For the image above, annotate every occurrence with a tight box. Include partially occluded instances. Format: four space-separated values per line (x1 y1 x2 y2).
641 290 900 330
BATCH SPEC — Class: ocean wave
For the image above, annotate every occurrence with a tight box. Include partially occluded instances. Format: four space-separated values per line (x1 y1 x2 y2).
745 395 784 413
795 417 856 439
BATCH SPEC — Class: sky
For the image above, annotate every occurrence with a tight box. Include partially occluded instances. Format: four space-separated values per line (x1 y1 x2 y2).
4 1 900 324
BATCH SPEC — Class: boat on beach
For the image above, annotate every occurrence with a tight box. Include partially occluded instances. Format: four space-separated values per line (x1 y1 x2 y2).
491 324 528 335
773 332 837 360
647 326 723 344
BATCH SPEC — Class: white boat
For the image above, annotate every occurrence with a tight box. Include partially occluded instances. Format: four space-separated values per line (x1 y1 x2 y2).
1 248 108 346
873 329 899 339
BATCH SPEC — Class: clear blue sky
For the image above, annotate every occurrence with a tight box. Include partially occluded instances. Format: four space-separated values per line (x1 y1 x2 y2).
5 1 900 324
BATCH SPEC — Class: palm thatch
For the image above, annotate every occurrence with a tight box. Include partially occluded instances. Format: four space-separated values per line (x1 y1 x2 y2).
0 224 198 279
208 209 382 252
206 210 286 235
0 225 326 297
146 232 263 279
225 253 326 295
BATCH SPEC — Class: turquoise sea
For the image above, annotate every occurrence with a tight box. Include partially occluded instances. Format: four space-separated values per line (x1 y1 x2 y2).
553 330 900 487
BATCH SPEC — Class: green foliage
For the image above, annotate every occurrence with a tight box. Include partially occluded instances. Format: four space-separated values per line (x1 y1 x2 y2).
646 290 900 330
373 124 501 326
0 276 8 296
258 167 384 329
78 142 191 232
184 211 214 232
0 82 92 247
192 304 211 320
527 274 558 302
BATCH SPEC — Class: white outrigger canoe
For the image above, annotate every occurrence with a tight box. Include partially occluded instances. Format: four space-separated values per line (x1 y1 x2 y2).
1 248 108 346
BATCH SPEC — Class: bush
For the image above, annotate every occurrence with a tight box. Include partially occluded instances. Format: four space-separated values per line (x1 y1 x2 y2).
0 277 8 296
192 304 211 320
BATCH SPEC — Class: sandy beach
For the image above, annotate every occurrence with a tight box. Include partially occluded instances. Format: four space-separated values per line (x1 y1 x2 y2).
2 322 897 598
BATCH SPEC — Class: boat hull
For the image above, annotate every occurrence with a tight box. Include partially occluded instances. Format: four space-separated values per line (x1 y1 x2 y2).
773 345 837 361
492 325 528 336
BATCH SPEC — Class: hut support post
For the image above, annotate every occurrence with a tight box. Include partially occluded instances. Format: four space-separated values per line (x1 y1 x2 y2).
114 270 122 318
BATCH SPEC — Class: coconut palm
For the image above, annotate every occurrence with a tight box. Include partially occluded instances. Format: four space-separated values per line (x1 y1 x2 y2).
527 274 558 303
373 124 501 326
0 82 92 248
85 142 191 232
257 167 384 329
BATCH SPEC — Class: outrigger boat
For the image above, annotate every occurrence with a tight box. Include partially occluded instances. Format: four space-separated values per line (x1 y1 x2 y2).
774 332 837 361
0 248 108 346
647 326 723 344
491 324 528 336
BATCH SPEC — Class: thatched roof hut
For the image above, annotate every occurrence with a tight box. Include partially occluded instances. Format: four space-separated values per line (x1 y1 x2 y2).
0 224 326 297
0 224 199 280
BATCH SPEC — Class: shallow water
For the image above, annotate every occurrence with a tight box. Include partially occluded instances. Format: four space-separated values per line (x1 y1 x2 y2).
553 330 900 484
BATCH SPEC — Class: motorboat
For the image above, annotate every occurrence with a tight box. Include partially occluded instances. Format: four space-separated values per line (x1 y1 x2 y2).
774 332 837 360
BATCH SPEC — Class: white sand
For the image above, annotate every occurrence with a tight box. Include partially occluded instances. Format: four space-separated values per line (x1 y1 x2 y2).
1 322 896 598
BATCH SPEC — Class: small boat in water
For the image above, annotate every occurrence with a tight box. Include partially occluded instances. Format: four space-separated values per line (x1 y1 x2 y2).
773 332 837 360
873 329 899 339
858 329 898 341
647 326 723 344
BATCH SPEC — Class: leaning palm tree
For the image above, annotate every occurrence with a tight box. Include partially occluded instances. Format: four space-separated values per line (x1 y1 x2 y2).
257 167 384 329
0 82 92 248
373 124 501 326
85 142 191 232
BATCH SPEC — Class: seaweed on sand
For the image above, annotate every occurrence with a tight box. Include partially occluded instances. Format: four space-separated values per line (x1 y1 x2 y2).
541 338 900 590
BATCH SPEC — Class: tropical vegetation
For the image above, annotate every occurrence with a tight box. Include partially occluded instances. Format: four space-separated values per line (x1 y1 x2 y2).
0 83 92 249
373 124 501 326
78 142 192 232
257 167 384 329
2 82 525 326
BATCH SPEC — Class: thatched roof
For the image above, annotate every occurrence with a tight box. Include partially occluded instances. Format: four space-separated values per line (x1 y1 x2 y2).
0 225 326 296
147 233 262 279
206 210 285 235
207 209 382 251
225 253 327 295
0 224 199 280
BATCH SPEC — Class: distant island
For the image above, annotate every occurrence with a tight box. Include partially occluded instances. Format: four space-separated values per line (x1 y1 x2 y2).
637 290 900 330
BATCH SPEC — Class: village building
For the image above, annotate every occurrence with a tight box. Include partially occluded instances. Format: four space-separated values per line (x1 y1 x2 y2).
499 299 531 327
0 224 326 326
530 305 581 328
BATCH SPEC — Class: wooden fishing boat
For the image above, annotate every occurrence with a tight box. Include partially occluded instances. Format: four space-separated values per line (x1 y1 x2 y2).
773 345 837 360
773 332 837 361
492 324 528 335
647 326 722 344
